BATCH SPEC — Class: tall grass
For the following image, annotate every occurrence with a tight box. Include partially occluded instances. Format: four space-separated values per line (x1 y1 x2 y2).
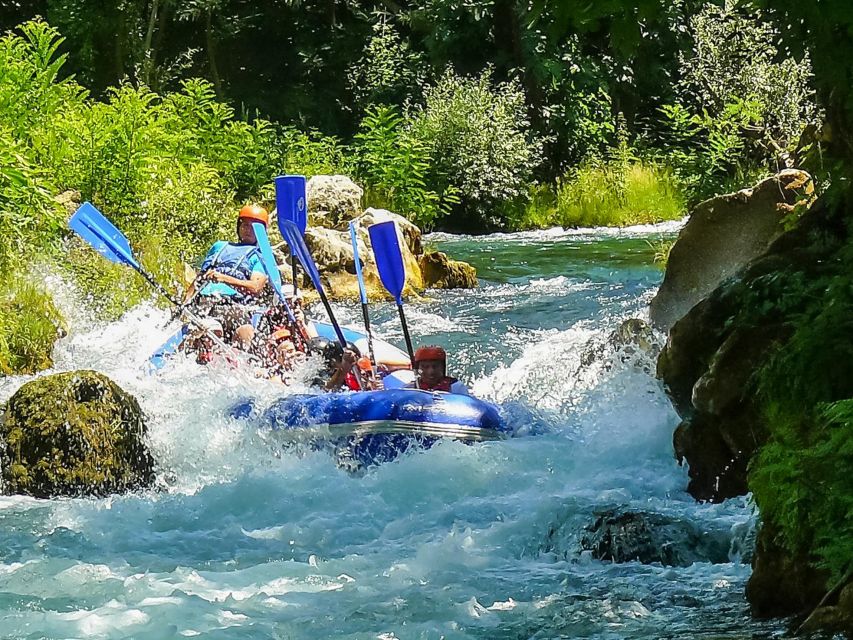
556 158 685 228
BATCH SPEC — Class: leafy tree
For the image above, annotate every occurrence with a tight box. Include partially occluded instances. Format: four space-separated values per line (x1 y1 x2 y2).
407 67 542 229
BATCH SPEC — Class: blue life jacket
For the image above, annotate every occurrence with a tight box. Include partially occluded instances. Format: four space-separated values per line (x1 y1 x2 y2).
200 242 263 304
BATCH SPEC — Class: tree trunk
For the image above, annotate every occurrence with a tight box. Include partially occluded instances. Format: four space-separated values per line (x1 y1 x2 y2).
142 0 160 85
205 8 223 96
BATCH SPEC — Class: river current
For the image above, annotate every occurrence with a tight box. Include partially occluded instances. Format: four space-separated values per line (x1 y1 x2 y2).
0 225 785 639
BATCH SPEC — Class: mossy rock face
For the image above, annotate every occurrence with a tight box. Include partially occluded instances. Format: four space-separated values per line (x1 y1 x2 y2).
0 370 155 498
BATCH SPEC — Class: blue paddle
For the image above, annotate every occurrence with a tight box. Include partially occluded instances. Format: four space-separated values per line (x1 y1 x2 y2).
275 175 307 294
279 219 347 347
368 221 415 364
69 202 246 362
349 221 376 367
252 222 297 324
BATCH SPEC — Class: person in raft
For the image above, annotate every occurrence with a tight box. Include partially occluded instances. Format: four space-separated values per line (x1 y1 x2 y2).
406 345 469 395
185 204 270 349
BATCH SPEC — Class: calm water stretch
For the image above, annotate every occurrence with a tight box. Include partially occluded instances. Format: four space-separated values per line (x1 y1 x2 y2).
0 225 785 639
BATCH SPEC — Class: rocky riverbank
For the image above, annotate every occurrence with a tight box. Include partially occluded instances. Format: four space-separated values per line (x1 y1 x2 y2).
653 172 853 634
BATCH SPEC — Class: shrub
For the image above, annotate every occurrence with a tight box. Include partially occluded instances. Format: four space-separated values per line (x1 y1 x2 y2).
347 20 426 114
353 105 458 229
407 68 542 229
750 243 853 586
0 276 65 375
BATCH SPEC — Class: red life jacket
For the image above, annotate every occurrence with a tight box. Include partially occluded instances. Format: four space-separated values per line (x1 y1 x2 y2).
345 371 361 391
417 376 458 392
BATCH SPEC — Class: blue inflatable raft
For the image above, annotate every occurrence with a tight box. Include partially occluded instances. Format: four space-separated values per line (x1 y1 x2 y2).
233 388 509 467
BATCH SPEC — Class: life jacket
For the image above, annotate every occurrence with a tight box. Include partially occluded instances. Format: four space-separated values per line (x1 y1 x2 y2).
344 371 362 391
201 243 262 304
417 376 458 392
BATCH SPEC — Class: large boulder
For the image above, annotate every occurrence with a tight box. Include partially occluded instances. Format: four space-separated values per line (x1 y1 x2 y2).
746 523 829 620
657 197 844 502
306 175 363 229
650 170 814 332
0 371 155 498
355 207 423 256
419 250 478 289
302 217 423 300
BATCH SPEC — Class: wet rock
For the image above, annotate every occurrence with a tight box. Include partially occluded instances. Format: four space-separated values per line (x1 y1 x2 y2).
419 250 478 289
306 175 363 229
746 523 829 619
0 370 155 498
799 583 853 635
579 318 661 372
354 207 423 256
650 170 814 332
657 196 843 502
543 509 730 567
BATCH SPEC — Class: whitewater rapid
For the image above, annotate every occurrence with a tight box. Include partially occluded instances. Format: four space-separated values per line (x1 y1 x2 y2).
0 224 782 639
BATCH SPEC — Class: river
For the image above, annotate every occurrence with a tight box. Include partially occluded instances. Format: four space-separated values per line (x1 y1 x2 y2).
0 224 785 639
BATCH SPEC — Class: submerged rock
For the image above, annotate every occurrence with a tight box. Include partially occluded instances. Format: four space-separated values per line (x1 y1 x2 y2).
543 508 730 567
0 370 154 498
650 169 814 332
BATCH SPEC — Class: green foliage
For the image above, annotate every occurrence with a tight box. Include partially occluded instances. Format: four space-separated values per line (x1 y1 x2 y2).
655 2 819 204
554 154 685 228
679 2 818 147
353 105 458 229
347 20 426 115
407 68 543 228
749 240 853 586
0 276 66 375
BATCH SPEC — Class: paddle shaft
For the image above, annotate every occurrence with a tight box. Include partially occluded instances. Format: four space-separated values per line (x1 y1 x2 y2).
397 304 415 365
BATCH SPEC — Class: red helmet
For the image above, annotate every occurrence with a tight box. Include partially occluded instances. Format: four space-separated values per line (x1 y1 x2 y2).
414 345 446 364
238 204 269 226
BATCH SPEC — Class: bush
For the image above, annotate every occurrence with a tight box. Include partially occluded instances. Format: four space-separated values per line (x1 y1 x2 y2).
407 68 542 229
0 276 65 375
750 242 853 586
655 2 819 204
353 105 458 229
347 20 426 114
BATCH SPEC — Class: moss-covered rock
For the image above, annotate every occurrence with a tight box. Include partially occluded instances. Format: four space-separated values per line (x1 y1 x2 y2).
0 370 154 498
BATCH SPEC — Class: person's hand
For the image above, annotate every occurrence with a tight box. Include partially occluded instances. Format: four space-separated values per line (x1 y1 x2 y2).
342 349 357 369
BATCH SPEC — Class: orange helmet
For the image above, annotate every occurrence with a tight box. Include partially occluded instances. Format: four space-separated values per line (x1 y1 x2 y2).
238 204 269 226
414 345 446 364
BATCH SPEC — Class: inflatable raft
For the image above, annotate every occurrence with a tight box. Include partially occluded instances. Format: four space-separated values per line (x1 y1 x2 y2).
233 388 509 467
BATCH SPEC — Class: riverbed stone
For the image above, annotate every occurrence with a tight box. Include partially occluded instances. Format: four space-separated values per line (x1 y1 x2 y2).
0 370 154 498
650 169 814 332
542 508 730 566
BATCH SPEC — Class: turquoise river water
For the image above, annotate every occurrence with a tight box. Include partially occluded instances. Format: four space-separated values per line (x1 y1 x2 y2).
0 224 786 639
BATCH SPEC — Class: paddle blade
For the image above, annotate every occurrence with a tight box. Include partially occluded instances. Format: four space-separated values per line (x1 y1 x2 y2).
69 202 140 269
275 175 307 235
252 222 283 293
368 221 405 303
349 222 368 306
279 220 321 291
